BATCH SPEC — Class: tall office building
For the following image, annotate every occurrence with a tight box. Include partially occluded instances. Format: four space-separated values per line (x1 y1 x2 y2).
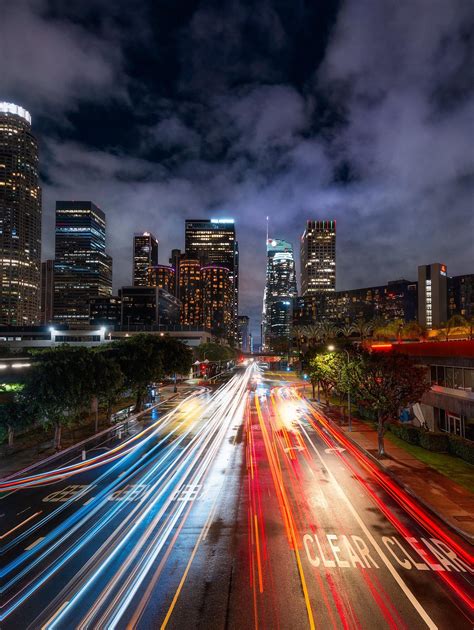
185 219 238 333
169 248 181 297
133 232 158 286
148 264 175 294
40 260 54 324
418 263 448 329
262 239 298 349
179 258 202 327
53 201 112 324
237 315 250 352
201 265 233 339
300 220 336 297
0 102 42 324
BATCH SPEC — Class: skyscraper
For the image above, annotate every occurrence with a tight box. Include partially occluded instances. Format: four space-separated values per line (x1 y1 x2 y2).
300 220 336 297
179 258 202 327
0 102 42 325
53 201 112 324
262 239 297 349
148 264 176 294
40 260 54 324
169 248 182 297
185 219 238 334
418 263 448 329
237 315 250 352
201 265 233 339
133 232 158 286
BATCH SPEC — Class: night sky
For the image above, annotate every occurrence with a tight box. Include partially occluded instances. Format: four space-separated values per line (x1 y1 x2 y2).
2 0 473 337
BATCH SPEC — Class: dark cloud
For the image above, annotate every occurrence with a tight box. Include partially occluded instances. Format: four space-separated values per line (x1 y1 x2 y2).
2 0 472 337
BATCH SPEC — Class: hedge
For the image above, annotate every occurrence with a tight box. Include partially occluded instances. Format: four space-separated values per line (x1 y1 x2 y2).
389 422 420 445
418 430 449 452
448 435 474 465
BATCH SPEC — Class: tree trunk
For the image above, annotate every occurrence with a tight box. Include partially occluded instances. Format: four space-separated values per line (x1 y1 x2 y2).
135 389 143 412
54 421 62 451
311 382 315 399
107 401 113 424
377 412 385 458
7 424 14 448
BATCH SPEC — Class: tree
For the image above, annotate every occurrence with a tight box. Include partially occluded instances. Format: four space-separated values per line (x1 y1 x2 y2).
338 323 355 339
90 351 125 427
352 319 374 341
400 321 427 341
158 336 193 376
308 352 345 404
444 315 468 341
0 394 32 449
22 347 93 450
195 342 234 362
349 351 429 457
373 319 404 342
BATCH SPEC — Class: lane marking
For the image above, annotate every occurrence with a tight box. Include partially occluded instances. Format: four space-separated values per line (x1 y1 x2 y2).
83 497 96 505
300 424 438 629
16 507 32 516
0 511 42 540
25 536 45 550
41 601 70 629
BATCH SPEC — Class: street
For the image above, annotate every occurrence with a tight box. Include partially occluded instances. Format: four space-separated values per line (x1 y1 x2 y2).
1 364 472 629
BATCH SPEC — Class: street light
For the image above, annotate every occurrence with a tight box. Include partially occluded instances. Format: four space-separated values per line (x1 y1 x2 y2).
328 344 352 432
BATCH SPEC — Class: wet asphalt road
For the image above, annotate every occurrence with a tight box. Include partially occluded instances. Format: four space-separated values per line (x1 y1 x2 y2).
1 367 472 629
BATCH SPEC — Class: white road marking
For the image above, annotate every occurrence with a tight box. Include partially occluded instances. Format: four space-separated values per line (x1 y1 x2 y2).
300 424 438 630
16 507 32 516
25 536 45 550
324 447 346 454
84 497 96 505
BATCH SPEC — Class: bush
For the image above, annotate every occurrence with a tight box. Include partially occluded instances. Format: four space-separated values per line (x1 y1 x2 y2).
389 422 421 445
418 431 449 452
448 435 474 465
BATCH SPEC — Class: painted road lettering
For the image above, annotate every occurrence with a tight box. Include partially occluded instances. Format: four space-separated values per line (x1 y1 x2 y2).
43 485 88 503
303 532 472 573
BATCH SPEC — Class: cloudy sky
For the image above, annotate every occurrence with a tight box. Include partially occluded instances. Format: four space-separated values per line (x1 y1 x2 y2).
1 0 473 337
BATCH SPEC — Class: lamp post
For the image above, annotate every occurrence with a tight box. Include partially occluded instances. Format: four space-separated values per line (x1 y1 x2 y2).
328 344 352 432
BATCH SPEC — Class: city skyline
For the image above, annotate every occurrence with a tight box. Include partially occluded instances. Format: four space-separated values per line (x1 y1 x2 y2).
2 1 472 337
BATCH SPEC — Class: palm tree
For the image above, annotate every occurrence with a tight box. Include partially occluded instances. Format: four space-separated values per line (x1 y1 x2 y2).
319 321 338 343
352 318 374 341
444 314 468 341
338 323 355 339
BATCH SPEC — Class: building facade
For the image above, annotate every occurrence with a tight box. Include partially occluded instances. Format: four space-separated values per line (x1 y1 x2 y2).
185 219 238 334
237 315 250 352
148 264 175 294
89 295 121 327
179 258 202 327
133 232 158 286
169 248 181 297
418 263 448 329
262 239 297 349
201 265 233 339
0 102 42 325
300 220 336 297
448 274 474 320
53 201 112 324
40 259 54 324
119 286 180 329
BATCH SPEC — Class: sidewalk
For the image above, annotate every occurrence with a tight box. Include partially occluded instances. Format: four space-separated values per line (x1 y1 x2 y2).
0 385 187 480
312 401 474 542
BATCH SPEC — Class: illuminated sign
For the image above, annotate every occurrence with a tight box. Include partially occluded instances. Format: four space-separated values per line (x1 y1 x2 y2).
0 102 31 124
210 219 234 224
440 264 447 276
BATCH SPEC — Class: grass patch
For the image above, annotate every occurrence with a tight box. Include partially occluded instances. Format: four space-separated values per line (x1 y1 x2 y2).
386 432 474 494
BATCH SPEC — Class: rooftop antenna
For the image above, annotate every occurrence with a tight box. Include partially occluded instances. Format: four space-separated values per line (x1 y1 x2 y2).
266 215 269 243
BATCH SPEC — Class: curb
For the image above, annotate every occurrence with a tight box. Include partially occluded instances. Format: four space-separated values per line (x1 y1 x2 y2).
307 400 474 547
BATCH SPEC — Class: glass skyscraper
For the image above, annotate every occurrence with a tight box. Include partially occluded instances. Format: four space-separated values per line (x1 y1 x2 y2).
185 219 238 335
262 239 297 349
300 220 336 297
0 102 42 324
133 232 158 286
53 201 112 324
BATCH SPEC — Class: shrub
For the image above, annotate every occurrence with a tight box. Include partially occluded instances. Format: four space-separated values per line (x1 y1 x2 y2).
448 435 474 465
390 422 421 445
418 431 449 452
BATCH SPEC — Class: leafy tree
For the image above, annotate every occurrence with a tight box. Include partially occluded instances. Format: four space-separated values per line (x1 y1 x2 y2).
308 352 345 403
22 347 93 450
373 319 404 342
352 318 374 341
90 351 125 427
0 394 32 449
157 336 193 376
400 321 428 341
349 351 429 457
444 315 468 341
195 342 234 362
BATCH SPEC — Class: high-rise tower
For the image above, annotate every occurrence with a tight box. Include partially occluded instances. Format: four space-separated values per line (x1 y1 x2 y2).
262 239 297 349
185 219 238 335
300 220 336 297
133 232 158 286
53 201 112 324
0 102 42 324
201 264 233 339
